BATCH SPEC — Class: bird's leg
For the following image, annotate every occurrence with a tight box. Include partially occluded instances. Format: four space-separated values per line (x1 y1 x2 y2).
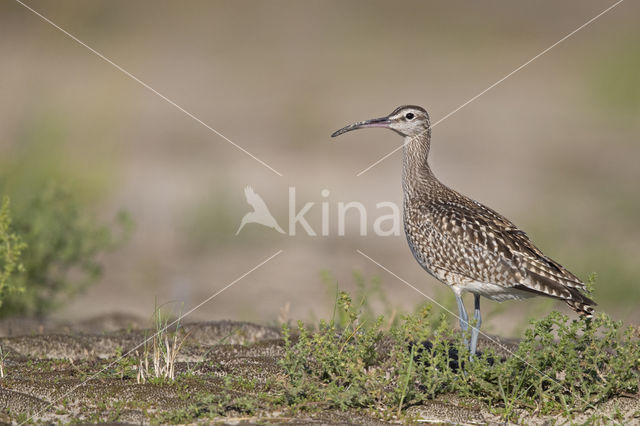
470 294 482 356
455 293 469 350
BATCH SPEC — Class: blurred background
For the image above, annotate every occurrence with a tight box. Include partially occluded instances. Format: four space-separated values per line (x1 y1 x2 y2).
0 0 638 336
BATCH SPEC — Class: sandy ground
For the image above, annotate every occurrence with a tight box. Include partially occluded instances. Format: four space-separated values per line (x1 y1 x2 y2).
1 1 639 336
0 315 638 424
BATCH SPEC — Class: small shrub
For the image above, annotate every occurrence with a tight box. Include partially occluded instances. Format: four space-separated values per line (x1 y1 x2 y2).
157 389 260 423
0 197 26 307
280 291 412 412
486 311 640 415
321 271 397 329
0 185 132 318
280 289 640 419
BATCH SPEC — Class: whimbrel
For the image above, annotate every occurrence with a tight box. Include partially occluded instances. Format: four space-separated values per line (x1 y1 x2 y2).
331 105 596 355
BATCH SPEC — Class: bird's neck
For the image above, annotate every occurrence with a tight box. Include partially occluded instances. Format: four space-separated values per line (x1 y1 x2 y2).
402 130 439 198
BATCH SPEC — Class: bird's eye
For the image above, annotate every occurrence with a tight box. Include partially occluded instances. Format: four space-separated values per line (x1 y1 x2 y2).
405 112 415 120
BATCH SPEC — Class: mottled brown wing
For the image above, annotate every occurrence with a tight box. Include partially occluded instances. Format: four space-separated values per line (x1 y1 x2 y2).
467 199 588 290
415 194 592 303
408 197 524 287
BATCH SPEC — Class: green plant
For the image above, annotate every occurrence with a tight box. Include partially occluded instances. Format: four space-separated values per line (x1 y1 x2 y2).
0 185 132 318
281 291 396 412
113 347 137 381
137 301 190 384
487 311 640 415
0 197 26 308
280 287 640 420
321 271 401 329
156 389 258 423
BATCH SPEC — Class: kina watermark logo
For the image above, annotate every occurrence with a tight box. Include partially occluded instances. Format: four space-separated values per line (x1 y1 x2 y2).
236 186 401 237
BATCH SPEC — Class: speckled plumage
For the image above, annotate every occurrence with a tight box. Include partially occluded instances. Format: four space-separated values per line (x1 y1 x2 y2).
399 106 595 316
332 105 596 354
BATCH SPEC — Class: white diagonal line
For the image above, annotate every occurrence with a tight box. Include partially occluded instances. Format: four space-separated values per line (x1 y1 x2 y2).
356 144 404 177
356 0 625 177
15 0 283 177
22 249 283 424
356 249 575 395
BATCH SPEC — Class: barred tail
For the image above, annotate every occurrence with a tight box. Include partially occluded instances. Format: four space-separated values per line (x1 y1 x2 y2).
565 292 596 318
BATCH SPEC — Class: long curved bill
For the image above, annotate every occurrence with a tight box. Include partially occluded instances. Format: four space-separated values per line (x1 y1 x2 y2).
331 116 390 138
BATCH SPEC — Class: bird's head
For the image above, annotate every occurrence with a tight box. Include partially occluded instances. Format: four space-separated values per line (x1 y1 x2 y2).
331 105 430 138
